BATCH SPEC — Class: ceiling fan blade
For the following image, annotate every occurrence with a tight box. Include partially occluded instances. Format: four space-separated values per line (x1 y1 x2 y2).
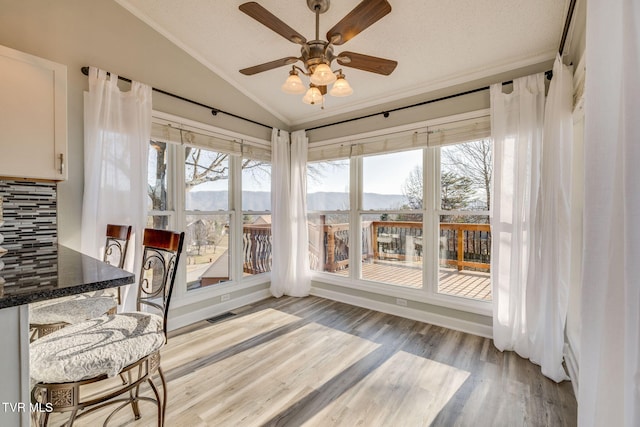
239 2 307 45
239 57 299 75
327 0 391 45
337 51 397 75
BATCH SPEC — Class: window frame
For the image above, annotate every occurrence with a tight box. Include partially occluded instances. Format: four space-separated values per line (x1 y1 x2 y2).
308 110 492 316
149 111 272 309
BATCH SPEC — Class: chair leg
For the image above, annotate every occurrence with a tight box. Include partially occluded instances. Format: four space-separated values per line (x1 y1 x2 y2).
32 409 49 427
126 370 142 420
67 409 78 426
158 366 168 424
129 385 142 420
147 376 163 427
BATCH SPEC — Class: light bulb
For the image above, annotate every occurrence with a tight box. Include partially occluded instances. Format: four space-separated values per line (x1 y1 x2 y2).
302 87 323 105
329 75 353 97
310 63 337 86
281 72 305 94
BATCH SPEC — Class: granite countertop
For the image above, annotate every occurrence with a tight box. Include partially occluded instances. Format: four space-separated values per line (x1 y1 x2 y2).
0 244 135 309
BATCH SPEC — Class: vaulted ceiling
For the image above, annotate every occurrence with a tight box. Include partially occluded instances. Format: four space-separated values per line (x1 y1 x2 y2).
115 0 569 128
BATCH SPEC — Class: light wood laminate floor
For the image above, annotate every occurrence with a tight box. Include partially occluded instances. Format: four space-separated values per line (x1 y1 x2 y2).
48 296 576 426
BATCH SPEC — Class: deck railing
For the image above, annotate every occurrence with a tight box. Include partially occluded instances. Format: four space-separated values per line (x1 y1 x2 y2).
242 221 491 275
439 223 491 271
242 224 272 275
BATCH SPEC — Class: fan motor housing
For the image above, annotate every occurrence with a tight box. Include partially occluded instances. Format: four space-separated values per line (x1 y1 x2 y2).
307 0 330 14
301 41 334 73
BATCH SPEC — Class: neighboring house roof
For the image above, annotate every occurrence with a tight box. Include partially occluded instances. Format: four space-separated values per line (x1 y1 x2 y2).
252 215 271 225
200 249 229 279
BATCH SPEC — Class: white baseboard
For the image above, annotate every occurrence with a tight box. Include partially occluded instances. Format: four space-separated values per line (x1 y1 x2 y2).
167 288 271 331
311 287 493 338
564 340 579 398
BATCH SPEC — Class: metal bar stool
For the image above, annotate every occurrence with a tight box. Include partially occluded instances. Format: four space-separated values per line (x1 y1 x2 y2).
29 225 132 341
30 228 184 426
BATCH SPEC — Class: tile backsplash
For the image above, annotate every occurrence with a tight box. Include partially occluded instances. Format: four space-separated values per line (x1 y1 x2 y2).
0 180 58 293
0 180 57 250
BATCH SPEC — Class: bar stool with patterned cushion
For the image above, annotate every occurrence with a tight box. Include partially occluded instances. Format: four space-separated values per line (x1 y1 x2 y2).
30 228 184 427
29 224 132 341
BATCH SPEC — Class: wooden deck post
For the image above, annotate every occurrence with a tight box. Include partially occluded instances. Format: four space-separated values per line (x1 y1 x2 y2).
372 222 379 260
325 225 336 272
457 228 464 271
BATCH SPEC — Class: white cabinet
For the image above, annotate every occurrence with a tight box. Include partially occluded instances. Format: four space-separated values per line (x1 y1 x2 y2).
0 44 67 181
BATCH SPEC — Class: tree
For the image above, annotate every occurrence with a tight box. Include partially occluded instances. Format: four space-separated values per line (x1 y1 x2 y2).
402 165 423 210
207 220 227 254
440 172 473 210
187 219 209 256
401 166 474 211
147 142 269 229
442 139 492 210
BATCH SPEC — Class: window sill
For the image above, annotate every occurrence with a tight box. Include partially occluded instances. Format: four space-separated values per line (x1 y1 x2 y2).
170 273 271 309
310 271 492 317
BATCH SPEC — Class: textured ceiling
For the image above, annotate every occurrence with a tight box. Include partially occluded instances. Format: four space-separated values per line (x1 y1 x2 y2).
115 0 568 128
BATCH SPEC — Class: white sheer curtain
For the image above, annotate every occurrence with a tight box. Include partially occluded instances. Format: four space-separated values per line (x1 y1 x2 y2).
527 55 573 382
579 0 640 425
490 74 546 359
271 129 311 297
81 67 151 311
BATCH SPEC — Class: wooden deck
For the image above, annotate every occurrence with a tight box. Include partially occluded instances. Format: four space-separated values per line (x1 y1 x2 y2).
333 261 492 301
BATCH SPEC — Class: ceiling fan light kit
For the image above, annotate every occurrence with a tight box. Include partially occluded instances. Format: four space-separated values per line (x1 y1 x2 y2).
239 0 397 108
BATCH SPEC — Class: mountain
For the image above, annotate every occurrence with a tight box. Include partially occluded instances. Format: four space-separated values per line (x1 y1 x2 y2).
185 191 408 212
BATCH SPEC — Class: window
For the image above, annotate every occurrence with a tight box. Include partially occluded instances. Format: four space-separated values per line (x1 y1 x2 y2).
242 159 272 276
184 147 232 290
307 159 350 275
437 140 492 301
361 150 424 288
306 112 492 313
147 113 271 298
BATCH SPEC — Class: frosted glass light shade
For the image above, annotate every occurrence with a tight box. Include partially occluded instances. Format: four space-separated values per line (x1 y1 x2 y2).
310 63 337 86
329 76 353 97
281 73 306 94
302 87 323 105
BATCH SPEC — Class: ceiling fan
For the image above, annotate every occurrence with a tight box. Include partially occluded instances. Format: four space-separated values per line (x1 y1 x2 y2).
238 0 398 105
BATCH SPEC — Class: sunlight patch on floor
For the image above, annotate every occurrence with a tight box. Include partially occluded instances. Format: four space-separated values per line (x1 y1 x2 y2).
304 350 470 427
170 321 381 426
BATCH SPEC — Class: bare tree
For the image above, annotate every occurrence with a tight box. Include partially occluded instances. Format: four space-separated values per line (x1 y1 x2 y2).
307 159 348 186
184 147 268 190
442 139 492 210
402 165 423 209
207 220 227 254
188 219 209 256
148 142 269 225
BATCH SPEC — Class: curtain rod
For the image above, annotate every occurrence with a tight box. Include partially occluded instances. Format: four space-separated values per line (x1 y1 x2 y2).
306 71 552 132
81 67 272 130
559 0 578 56
307 1 576 133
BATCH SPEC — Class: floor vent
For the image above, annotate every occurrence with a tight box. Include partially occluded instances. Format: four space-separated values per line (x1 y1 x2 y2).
206 312 236 324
